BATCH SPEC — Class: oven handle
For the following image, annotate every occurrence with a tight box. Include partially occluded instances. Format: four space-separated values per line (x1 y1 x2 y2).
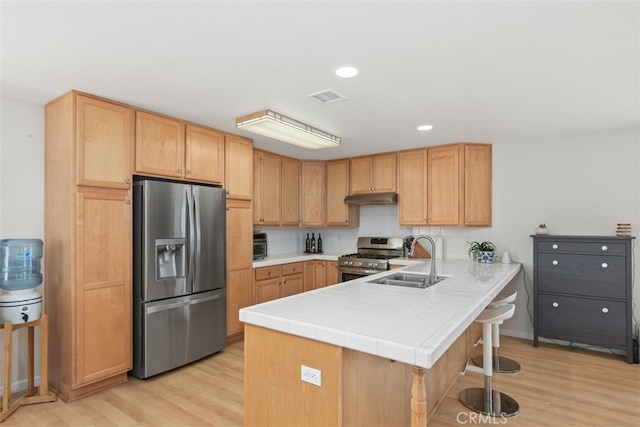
338 266 387 276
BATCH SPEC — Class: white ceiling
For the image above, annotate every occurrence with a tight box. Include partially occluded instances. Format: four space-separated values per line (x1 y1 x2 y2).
2 1 638 160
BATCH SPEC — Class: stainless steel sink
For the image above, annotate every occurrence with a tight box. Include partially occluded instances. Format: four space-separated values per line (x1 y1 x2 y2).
366 272 448 289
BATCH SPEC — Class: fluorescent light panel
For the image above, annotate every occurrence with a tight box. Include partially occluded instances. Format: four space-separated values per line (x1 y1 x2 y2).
236 110 340 149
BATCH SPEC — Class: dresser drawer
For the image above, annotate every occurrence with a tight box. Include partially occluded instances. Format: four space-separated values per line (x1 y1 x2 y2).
536 240 627 255
536 253 627 299
537 294 626 346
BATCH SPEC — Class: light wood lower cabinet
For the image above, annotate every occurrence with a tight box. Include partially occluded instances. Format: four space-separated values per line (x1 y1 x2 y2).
254 262 305 304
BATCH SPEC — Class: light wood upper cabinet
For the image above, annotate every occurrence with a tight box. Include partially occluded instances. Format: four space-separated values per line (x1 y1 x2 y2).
135 112 224 184
350 153 396 194
76 94 133 189
462 144 492 226
135 111 184 178
185 124 225 183
281 156 301 226
300 161 326 226
397 149 428 225
398 143 492 227
225 134 254 200
326 159 359 227
254 150 281 225
427 145 461 226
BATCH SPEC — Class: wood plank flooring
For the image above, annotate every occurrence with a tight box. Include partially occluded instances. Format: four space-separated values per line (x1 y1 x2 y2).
2 337 639 426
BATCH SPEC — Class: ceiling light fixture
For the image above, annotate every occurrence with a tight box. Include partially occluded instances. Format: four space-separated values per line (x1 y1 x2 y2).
335 65 359 78
417 124 434 131
236 110 340 150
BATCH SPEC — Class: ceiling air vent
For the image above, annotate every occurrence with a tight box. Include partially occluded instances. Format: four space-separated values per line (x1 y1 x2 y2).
306 89 346 105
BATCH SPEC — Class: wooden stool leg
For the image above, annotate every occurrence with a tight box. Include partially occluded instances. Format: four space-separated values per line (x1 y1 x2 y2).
3 321 13 414
27 324 35 394
38 314 49 397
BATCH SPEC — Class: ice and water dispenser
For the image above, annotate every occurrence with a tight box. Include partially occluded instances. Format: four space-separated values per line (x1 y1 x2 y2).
156 238 185 280
0 239 44 323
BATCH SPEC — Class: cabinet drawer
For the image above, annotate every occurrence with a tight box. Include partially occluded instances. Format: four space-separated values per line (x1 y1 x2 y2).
536 240 627 255
537 294 626 346
282 262 304 276
254 266 281 281
537 253 627 299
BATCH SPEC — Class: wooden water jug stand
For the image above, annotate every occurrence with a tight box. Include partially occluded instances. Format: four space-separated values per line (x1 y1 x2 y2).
1 313 56 422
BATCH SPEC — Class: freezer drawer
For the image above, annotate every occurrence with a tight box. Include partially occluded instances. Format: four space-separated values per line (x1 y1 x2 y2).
132 289 226 378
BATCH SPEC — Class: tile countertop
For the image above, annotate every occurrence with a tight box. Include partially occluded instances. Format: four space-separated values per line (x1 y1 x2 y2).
240 258 521 369
252 252 342 268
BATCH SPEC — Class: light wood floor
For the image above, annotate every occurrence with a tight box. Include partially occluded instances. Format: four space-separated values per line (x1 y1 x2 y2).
3 337 639 426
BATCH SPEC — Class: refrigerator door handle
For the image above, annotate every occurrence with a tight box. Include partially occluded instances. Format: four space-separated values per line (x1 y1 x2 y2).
186 187 196 290
145 292 225 314
192 188 202 286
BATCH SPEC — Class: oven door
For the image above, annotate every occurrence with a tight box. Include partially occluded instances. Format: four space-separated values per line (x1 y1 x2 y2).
338 267 385 283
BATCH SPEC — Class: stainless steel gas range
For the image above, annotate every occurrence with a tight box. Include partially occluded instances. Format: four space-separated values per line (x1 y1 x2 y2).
337 237 405 282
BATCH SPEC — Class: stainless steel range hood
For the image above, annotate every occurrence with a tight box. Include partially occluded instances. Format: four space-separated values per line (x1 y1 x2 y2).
344 192 398 206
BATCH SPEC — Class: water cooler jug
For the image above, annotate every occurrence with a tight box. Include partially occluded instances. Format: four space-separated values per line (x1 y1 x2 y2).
0 239 43 323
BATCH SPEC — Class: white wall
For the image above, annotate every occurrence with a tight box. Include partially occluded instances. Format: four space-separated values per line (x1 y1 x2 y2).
0 96 45 393
1 95 638 389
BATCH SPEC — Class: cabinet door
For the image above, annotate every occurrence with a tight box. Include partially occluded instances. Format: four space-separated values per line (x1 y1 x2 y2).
185 124 224 184
427 145 461 226
75 188 132 385
326 261 338 286
350 156 373 194
463 144 492 226
255 277 281 304
282 273 304 298
76 95 133 189
225 134 254 200
326 159 358 227
254 150 281 225
304 261 316 291
226 199 253 337
397 149 428 226
371 153 397 193
281 156 301 226
300 161 326 226
314 260 327 288
135 111 184 178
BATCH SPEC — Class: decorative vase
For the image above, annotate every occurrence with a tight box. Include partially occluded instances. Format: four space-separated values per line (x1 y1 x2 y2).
535 227 549 235
476 251 496 263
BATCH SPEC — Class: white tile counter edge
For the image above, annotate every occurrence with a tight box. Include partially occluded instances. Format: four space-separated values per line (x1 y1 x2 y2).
241 258 521 369
253 252 342 267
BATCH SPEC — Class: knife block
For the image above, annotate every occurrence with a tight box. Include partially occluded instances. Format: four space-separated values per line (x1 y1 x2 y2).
409 243 431 259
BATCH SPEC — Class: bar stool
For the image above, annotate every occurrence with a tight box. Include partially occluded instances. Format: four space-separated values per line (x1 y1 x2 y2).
472 291 521 374
459 304 519 417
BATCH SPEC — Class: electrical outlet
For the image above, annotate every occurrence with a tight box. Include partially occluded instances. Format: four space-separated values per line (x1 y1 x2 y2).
301 365 322 386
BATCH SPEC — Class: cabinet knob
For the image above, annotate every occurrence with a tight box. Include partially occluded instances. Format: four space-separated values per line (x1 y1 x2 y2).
552 244 558 249
601 263 608 269
552 302 559 308
125 178 131 184
186 170 192 175
267 271 271 276
601 245 608 251
125 199 131 205
552 260 559 266
602 307 609 314
177 168 183 174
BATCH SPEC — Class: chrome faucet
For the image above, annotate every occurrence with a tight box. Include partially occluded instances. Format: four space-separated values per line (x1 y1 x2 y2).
409 235 438 285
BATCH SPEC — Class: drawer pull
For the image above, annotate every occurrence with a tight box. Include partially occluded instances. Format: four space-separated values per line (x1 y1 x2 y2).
601 245 608 251
552 260 559 266
601 263 608 269
552 302 559 308
602 307 609 314
552 244 558 249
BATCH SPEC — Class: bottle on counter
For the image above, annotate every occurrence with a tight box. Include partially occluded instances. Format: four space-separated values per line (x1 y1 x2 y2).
305 233 311 253
310 233 316 253
317 233 323 253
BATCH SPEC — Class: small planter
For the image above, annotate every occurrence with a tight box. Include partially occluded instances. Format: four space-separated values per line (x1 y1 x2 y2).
535 224 549 235
475 251 496 263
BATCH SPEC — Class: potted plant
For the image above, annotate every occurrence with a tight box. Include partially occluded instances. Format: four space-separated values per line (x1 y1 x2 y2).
468 241 496 263
535 224 549 235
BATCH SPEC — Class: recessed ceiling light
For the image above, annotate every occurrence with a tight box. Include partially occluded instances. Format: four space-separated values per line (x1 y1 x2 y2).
417 125 434 131
335 66 359 78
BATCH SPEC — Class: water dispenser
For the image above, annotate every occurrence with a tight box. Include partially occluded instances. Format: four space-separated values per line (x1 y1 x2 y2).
0 239 44 323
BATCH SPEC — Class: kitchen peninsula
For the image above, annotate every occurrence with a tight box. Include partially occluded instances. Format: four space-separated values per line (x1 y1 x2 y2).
240 258 521 426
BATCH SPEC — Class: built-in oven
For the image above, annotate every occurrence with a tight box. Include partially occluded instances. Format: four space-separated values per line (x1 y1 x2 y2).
337 237 405 282
253 232 267 260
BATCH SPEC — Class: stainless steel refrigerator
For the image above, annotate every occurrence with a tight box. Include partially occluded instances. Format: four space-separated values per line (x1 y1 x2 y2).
132 178 226 379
